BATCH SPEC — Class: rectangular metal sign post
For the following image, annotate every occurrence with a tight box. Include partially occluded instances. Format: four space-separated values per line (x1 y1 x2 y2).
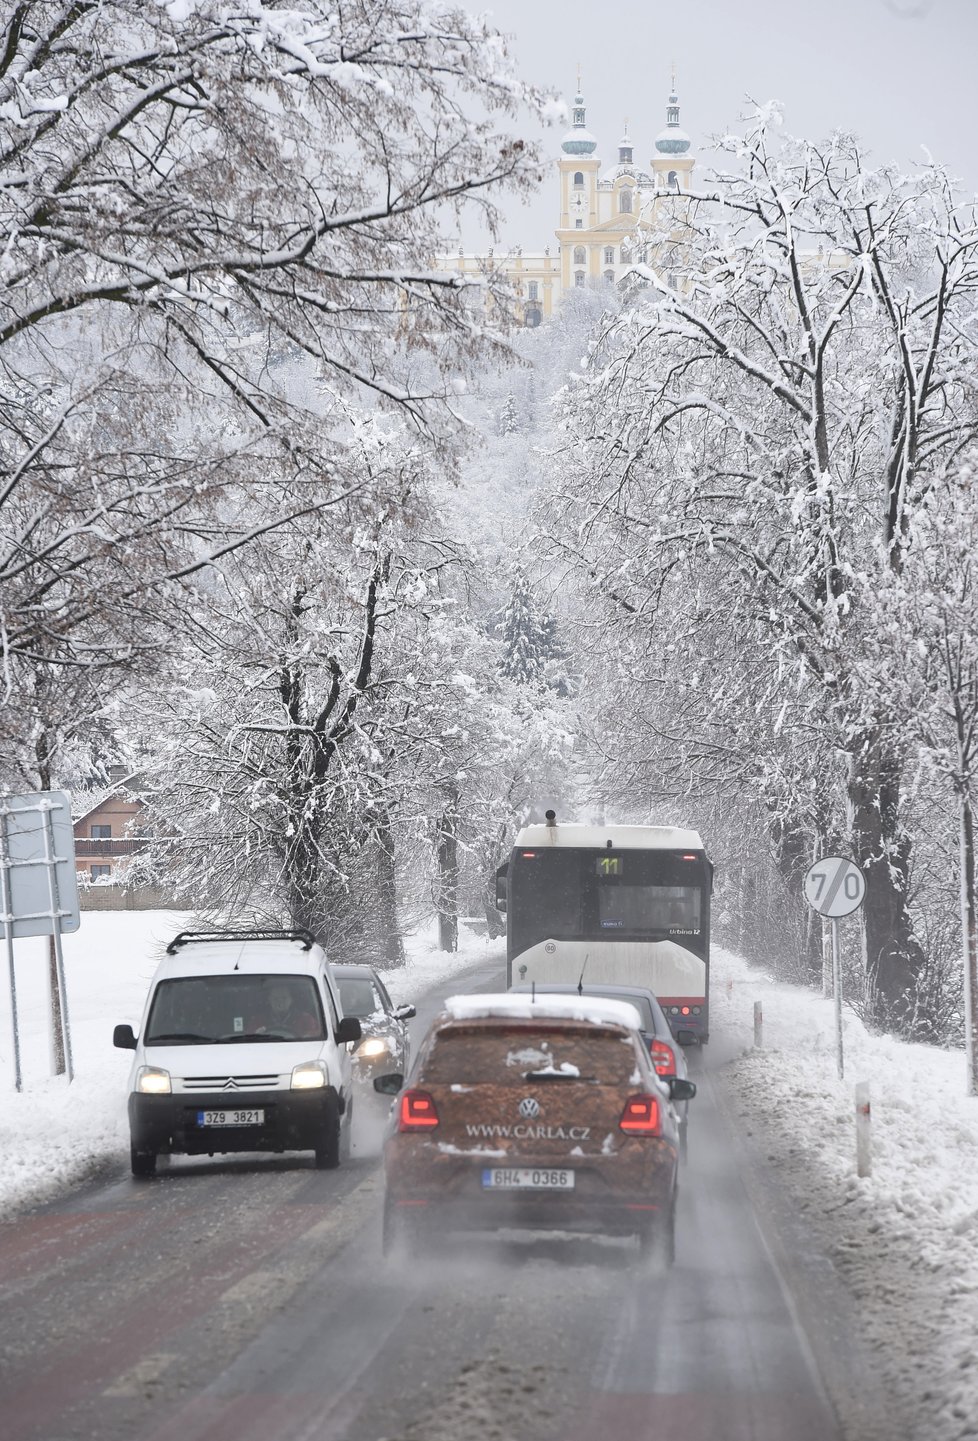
42 804 74 1081
0 828 23 1091
0 791 81 1088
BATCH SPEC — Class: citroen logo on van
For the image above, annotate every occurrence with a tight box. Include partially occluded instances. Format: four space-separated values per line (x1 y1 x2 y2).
518 1097 541 1119
222 1078 240 1091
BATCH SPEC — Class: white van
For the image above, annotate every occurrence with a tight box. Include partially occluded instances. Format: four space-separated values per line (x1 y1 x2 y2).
114 929 361 1177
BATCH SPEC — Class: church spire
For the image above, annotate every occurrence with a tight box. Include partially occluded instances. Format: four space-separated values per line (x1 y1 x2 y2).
561 73 598 156
655 79 691 156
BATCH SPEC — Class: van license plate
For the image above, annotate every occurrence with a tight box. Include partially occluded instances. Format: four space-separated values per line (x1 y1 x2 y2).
196 1109 264 1127
482 1168 574 1190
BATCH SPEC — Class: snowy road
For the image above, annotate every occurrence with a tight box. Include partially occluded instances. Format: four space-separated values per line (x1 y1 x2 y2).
0 956 890 1441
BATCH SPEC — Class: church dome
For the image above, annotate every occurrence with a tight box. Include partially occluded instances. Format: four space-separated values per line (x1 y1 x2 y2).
562 127 598 156
654 125 691 155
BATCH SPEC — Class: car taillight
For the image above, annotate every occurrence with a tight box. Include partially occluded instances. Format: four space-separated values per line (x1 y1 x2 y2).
619 1094 662 1135
398 1089 439 1131
650 1038 676 1076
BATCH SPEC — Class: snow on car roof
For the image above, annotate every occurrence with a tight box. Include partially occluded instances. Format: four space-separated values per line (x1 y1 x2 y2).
153 939 326 980
443 992 643 1031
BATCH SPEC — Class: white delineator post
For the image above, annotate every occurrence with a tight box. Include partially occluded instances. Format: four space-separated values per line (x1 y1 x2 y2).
753 1000 763 1049
855 1081 871 1177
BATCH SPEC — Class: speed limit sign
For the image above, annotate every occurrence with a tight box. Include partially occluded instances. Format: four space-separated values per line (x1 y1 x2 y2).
803 856 866 918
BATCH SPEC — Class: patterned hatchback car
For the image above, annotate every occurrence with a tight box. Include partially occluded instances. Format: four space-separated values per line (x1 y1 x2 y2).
379 993 695 1264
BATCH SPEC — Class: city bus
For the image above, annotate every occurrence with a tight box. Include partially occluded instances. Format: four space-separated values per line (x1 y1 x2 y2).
496 813 714 1044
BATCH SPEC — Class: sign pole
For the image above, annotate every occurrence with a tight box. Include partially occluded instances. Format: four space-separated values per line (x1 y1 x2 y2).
832 916 844 1080
42 803 74 1083
803 855 866 1087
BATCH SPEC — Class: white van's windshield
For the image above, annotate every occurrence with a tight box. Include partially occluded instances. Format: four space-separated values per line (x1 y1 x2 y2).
144 974 326 1044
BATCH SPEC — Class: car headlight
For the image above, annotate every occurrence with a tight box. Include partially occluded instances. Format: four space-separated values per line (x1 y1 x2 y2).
291 1061 328 1090
355 1036 390 1059
135 1065 171 1095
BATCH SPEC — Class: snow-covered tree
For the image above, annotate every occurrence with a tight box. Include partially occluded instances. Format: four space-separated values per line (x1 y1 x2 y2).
497 564 569 692
0 0 547 782
542 111 978 1030
862 459 978 1079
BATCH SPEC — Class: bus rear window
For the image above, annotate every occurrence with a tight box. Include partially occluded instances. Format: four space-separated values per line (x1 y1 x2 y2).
598 885 701 932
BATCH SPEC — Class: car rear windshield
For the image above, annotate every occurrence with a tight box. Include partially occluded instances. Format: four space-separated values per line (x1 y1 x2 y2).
144 974 326 1044
419 1024 640 1086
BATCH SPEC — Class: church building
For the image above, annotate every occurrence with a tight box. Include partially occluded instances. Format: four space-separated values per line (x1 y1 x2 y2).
440 82 697 325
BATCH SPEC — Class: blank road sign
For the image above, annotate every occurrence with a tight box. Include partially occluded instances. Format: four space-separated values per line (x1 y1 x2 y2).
0 790 81 939
803 856 866 918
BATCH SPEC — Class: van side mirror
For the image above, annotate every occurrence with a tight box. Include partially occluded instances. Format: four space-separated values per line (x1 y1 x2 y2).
336 1016 362 1045
114 1024 137 1050
393 1004 416 1022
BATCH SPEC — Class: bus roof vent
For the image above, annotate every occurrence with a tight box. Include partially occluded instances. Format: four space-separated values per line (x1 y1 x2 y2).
545 810 557 826
606 839 613 848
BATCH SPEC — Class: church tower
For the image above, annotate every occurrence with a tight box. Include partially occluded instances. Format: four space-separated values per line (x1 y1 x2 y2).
557 81 600 293
651 84 695 191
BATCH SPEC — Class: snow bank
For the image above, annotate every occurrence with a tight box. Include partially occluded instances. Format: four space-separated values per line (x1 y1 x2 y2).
711 944 978 1441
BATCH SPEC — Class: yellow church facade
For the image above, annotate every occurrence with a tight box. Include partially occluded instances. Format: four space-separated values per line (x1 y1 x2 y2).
440 84 697 325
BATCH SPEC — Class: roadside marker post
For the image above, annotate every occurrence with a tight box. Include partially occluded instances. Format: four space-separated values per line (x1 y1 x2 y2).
753 1000 763 1049
803 856 867 1081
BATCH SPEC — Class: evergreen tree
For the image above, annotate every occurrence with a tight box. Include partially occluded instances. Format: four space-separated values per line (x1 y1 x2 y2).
498 567 569 691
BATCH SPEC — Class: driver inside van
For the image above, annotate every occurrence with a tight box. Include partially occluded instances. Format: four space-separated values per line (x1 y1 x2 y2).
249 983 319 1039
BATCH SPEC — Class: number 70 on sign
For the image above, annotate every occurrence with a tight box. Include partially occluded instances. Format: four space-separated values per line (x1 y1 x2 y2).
803 856 866 918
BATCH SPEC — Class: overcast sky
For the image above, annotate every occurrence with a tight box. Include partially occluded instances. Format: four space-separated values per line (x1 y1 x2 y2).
468 0 977 250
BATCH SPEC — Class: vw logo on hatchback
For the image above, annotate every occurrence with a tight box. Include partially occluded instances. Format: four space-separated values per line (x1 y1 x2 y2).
518 1096 541 1119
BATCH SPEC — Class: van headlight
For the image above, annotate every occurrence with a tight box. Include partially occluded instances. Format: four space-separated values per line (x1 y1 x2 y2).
135 1065 171 1095
291 1061 328 1090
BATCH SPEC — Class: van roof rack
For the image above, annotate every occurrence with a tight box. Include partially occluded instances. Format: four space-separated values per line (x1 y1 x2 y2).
166 928 317 955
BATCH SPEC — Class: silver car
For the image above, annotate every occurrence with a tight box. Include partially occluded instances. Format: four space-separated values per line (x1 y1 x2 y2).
508 982 692 1158
333 964 415 1101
